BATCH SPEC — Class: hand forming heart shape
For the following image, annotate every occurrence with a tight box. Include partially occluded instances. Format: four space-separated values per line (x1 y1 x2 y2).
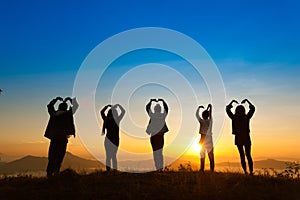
231 99 248 105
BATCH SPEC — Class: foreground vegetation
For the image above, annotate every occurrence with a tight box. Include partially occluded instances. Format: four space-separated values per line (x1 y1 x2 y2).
0 168 299 200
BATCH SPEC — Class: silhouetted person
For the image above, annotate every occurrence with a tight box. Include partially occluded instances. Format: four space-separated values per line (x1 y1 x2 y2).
196 104 214 172
101 104 125 171
146 98 169 171
44 97 79 177
226 99 255 175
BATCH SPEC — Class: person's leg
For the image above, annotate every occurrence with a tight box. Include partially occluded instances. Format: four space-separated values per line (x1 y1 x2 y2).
200 147 206 172
200 134 206 172
46 140 55 177
111 155 117 171
208 147 215 172
245 145 253 175
104 138 111 171
54 140 67 174
157 135 164 170
111 142 119 170
151 134 164 170
51 140 60 175
237 145 247 174
153 149 163 170
150 135 157 170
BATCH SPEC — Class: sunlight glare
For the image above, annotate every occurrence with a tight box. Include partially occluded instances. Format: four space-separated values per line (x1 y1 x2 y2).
191 136 202 152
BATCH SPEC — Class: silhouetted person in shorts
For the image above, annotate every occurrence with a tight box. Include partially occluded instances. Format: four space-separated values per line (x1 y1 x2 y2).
196 104 214 172
146 98 169 171
101 104 125 171
226 99 255 175
44 97 79 177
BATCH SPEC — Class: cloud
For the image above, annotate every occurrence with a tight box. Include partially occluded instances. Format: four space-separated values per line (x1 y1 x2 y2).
19 140 47 145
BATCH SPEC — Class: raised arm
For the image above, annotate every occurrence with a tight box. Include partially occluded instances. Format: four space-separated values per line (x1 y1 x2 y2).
118 104 126 119
207 104 212 118
100 105 111 120
158 98 168 114
47 97 63 115
113 104 126 121
226 100 238 119
146 99 155 115
67 97 79 114
242 99 255 118
195 105 204 122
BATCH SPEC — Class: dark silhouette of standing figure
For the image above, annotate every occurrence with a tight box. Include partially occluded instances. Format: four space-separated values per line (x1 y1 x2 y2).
100 104 125 171
44 97 79 177
226 99 255 175
146 98 169 171
196 104 214 172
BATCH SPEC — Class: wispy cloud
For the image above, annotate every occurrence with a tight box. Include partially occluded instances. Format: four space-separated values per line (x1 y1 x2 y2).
19 140 47 145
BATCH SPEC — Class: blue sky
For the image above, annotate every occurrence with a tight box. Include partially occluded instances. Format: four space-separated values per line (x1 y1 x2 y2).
1 0 300 76
1 0 300 161
1 0 299 98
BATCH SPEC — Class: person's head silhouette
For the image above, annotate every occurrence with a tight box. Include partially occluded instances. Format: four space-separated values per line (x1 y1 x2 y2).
154 104 161 113
235 105 246 116
202 110 209 120
58 102 68 111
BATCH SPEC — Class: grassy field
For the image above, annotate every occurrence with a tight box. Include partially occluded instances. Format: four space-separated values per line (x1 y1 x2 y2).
0 170 299 200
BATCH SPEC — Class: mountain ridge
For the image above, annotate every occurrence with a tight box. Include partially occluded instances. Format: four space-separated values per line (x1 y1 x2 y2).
0 152 105 174
0 152 295 175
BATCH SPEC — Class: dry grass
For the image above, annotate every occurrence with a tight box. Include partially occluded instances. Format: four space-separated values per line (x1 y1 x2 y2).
0 168 299 200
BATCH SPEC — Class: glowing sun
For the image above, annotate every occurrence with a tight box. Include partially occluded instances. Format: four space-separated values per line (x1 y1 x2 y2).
191 136 202 152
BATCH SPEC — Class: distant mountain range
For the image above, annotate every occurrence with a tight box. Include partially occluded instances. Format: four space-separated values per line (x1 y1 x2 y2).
218 159 290 169
169 158 291 171
0 152 105 175
0 152 293 175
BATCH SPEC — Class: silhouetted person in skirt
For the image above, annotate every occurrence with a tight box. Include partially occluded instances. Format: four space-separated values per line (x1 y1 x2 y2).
44 97 79 177
101 104 125 171
226 99 255 175
146 98 169 171
196 104 214 172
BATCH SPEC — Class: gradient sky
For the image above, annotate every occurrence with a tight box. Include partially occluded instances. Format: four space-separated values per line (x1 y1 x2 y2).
1 0 300 163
